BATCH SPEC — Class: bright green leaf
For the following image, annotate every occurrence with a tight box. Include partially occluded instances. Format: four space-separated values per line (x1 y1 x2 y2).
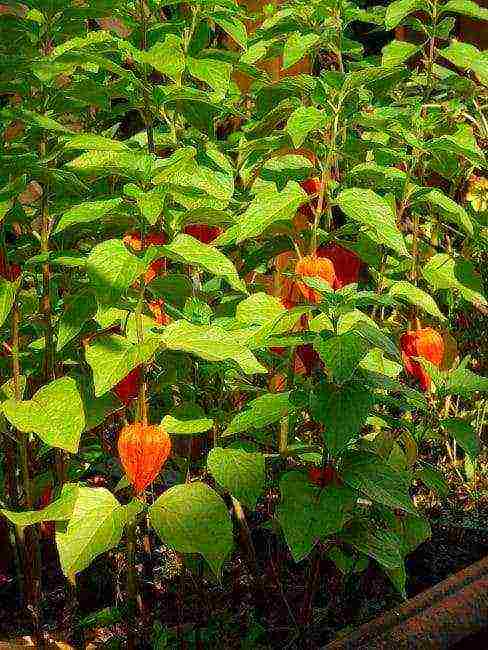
3 377 85 453
150 482 233 577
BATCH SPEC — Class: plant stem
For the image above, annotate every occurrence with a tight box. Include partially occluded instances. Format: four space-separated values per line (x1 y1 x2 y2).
135 283 148 424
425 0 438 96
138 0 155 154
126 517 138 650
12 301 43 645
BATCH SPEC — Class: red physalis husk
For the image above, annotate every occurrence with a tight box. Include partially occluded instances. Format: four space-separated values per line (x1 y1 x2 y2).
118 422 171 494
317 243 361 289
114 366 143 406
292 344 323 377
184 223 223 244
308 464 342 488
400 327 445 392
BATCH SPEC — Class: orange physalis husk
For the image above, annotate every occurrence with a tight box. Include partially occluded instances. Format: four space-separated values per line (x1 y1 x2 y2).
123 230 167 252
400 327 445 392
317 243 361 289
279 276 304 309
145 257 166 284
300 177 322 196
268 372 286 393
184 223 223 244
294 255 336 304
148 298 171 325
118 422 171 494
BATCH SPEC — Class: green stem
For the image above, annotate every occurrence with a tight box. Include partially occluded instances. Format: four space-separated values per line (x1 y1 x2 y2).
138 0 155 154
135 283 148 424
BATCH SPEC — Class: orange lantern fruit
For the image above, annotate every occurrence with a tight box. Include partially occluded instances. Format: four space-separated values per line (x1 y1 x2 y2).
300 177 322 196
279 276 303 309
114 366 142 406
118 422 171 494
400 327 445 392
184 223 223 244
317 243 361 290
148 299 171 325
123 230 167 252
294 255 336 304
144 257 166 284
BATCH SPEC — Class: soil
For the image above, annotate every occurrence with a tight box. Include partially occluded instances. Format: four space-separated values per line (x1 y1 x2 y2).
0 498 487 649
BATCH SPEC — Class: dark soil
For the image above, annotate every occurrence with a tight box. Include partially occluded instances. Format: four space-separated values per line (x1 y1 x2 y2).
0 500 487 649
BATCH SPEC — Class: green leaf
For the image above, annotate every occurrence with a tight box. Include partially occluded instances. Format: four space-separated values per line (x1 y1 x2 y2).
388 281 445 320
225 392 293 435
161 414 213 435
385 0 427 29
151 147 197 185
277 471 356 562
63 134 130 152
441 418 480 457
21 110 73 133
414 189 473 236
56 487 140 581
314 333 371 384
286 106 327 148
440 40 488 85
213 13 247 49
381 40 420 67
441 0 488 21
57 290 97 351
341 451 417 515
443 364 488 397
351 321 402 362
85 334 162 397
87 239 145 304
54 198 123 234
417 462 449 497
150 482 233 577
428 125 485 166
236 293 284 326
0 278 16 328
207 447 265 509
283 32 320 70
359 348 403 378
136 35 185 84
421 253 487 308
0 376 26 401
337 188 409 257
66 150 154 179
124 184 166 225
162 234 246 293
310 383 374 456
2 377 85 453
341 521 403 570
161 320 266 375
347 163 407 191
2 484 78 529
215 182 306 245
187 57 232 97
